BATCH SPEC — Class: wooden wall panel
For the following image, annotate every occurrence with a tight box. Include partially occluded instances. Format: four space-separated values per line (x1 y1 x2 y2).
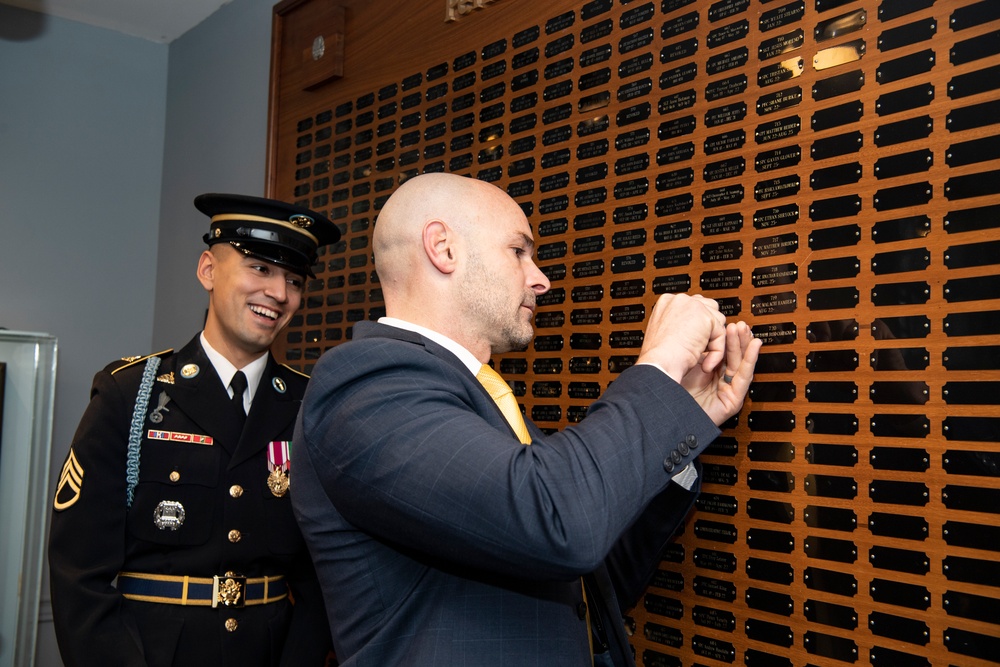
267 0 1000 664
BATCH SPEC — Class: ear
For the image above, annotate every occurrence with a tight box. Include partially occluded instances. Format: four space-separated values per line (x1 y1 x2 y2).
423 220 457 274
196 249 217 292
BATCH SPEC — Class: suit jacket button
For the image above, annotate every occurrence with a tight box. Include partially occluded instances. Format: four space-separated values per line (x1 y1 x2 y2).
679 442 690 456
671 450 683 465
577 602 588 620
663 458 675 473
685 434 697 446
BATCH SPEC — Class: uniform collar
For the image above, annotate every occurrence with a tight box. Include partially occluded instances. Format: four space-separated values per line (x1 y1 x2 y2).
198 331 268 407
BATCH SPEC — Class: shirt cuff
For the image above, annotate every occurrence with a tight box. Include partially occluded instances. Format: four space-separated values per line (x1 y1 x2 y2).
672 463 698 490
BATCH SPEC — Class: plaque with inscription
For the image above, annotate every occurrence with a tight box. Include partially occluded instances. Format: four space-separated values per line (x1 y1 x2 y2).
754 146 801 174
760 29 804 62
694 575 737 603
566 333 599 351
694 549 737 574
657 143 695 167
758 58 804 88
619 27 654 55
751 264 799 287
610 271 645 292
706 74 748 101
613 154 645 178
610 304 645 324
644 593 683 620
753 233 798 258
569 308 602 326
757 87 802 119
708 19 749 48
614 178 649 200
644 622 683 649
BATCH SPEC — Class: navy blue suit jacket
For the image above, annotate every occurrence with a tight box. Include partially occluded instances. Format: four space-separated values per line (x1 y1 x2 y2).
292 321 719 666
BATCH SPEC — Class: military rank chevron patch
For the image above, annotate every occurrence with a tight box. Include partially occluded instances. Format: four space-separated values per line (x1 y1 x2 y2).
53 448 84 511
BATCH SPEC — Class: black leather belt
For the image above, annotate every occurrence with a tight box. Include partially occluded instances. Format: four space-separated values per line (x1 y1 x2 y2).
117 571 287 608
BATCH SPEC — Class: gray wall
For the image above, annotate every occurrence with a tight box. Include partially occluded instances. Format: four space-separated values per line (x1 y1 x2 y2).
0 0 277 663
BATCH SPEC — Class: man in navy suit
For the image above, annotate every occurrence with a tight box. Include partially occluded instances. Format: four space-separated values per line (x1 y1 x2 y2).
293 172 761 666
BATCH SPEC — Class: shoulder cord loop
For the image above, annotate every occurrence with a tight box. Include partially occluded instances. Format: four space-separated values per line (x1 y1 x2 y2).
126 356 161 509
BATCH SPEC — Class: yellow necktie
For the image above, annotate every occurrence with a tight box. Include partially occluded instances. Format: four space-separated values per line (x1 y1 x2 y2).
478 364 591 663
476 364 532 445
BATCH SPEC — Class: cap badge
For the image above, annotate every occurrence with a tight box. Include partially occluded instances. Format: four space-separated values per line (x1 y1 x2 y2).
180 364 200 379
213 228 222 238
289 214 314 229
272 377 287 394
153 500 186 530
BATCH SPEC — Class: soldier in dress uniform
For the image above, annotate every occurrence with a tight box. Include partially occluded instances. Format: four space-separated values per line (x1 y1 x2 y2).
48 193 340 667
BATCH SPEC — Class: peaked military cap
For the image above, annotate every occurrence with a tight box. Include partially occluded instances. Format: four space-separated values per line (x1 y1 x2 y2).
195 193 341 277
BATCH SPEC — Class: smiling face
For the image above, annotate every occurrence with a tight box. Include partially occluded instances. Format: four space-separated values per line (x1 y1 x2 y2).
197 244 304 367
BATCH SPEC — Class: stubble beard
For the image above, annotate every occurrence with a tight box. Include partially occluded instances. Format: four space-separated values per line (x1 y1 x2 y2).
462 253 535 354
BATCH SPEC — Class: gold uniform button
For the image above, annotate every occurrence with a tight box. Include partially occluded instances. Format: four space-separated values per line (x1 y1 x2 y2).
228 529 241 543
229 485 243 498
169 471 180 482
225 618 238 632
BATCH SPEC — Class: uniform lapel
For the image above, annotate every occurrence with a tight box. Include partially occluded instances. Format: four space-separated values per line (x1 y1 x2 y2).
229 354 300 469
162 337 244 454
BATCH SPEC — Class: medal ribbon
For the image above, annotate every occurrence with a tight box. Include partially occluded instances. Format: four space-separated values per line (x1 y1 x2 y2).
267 441 291 472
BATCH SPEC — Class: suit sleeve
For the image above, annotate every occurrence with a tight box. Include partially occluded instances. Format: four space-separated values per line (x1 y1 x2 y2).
298 338 720 582
48 369 149 666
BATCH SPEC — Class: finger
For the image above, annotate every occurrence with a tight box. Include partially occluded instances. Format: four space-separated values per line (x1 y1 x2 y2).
701 312 728 372
728 337 763 394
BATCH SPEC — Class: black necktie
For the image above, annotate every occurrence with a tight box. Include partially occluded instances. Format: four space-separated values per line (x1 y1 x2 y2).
230 371 248 424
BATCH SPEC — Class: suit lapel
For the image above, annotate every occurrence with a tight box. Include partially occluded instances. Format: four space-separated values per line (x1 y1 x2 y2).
357 320 523 440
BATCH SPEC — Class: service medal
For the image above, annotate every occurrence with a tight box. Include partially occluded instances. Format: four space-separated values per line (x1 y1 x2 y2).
267 441 291 497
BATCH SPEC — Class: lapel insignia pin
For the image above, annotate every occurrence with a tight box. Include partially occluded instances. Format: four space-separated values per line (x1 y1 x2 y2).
272 377 287 394
181 364 200 379
156 371 175 384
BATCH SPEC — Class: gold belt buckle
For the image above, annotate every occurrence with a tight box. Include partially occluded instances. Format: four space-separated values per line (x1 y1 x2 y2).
212 572 246 608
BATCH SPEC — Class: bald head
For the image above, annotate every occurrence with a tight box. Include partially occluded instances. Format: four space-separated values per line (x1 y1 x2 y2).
372 173 550 360
374 174 518 275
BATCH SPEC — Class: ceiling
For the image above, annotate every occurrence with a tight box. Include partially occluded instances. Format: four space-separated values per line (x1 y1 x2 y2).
0 0 232 43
